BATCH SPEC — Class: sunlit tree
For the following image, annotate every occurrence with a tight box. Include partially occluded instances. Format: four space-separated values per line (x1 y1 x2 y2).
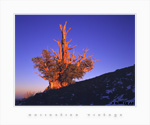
32 21 99 90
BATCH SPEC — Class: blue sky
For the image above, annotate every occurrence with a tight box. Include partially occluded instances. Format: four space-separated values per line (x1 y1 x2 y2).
15 15 135 98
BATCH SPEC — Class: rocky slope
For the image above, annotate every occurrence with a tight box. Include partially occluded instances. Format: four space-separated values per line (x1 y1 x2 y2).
16 65 135 106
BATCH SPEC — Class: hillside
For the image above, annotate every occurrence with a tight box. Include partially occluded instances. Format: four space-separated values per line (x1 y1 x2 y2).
16 65 135 106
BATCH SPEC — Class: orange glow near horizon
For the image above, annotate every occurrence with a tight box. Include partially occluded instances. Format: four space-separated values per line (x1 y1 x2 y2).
15 83 47 99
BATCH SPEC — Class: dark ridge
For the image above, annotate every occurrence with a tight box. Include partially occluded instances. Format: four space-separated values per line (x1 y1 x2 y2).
16 65 135 106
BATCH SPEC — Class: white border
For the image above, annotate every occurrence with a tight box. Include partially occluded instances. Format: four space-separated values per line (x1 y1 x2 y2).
0 0 150 125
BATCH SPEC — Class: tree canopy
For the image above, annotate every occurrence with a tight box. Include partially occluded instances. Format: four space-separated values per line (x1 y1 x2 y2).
32 21 99 90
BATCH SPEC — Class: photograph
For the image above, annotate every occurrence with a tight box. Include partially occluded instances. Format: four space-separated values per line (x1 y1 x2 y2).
15 15 135 106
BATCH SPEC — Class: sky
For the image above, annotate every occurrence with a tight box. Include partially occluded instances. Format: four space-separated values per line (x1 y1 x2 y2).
15 15 135 98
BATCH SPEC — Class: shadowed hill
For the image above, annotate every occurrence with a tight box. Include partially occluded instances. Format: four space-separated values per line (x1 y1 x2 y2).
16 65 135 106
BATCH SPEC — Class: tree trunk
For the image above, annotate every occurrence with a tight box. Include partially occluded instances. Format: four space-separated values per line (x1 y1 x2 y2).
44 81 62 92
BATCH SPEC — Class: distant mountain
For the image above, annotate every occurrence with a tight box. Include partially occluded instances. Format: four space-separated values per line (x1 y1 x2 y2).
16 65 135 106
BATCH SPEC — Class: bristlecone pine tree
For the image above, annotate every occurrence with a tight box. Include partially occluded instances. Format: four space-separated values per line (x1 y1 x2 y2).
32 21 98 91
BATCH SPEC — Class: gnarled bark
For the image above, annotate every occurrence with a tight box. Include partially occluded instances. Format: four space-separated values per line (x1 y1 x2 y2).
33 21 99 90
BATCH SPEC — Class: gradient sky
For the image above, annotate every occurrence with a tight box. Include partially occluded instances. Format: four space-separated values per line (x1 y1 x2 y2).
15 15 135 98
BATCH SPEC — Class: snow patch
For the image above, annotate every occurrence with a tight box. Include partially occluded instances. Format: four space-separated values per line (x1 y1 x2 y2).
116 94 125 101
126 98 135 103
106 88 115 94
101 96 110 99
126 85 131 90
118 81 123 84
111 94 126 102
126 72 132 76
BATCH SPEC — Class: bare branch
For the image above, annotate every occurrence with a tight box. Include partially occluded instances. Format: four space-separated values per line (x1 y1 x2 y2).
77 53 82 60
68 45 77 50
59 24 63 32
76 48 92 67
63 21 67 31
53 39 62 61
70 49 75 60
59 63 69 74
34 72 47 80
92 59 100 63
83 58 100 73
67 39 72 44
51 48 58 59
83 67 93 72
53 39 60 44
67 27 71 34
67 50 70 59
67 49 77 63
